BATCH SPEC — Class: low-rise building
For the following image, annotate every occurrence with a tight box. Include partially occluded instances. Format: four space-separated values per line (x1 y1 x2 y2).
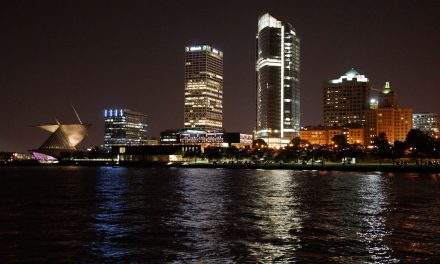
300 126 364 145
412 113 440 137
160 129 253 148
113 145 201 163
160 129 181 145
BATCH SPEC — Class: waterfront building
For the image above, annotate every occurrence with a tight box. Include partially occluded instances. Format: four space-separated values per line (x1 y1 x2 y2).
365 82 412 145
323 68 371 127
145 139 160 145
223 133 253 148
180 129 223 145
1 152 35 163
184 45 223 132
104 108 148 149
255 13 300 147
31 109 90 162
300 127 328 145
412 113 440 137
160 129 253 148
160 129 181 145
300 126 364 146
113 145 202 163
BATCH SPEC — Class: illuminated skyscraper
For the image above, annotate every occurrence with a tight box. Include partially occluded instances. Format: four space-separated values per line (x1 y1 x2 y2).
256 13 300 146
184 45 223 132
323 68 371 127
104 109 148 149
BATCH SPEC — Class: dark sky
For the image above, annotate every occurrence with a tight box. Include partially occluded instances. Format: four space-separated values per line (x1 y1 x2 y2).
1 0 439 151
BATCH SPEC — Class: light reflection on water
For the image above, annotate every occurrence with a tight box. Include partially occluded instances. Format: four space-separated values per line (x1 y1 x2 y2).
243 170 303 262
173 168 232 261
1 167 440 262
357 173 397 263
91 167 130 259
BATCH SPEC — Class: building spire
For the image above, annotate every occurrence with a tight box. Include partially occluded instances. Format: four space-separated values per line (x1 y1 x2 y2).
379 81 397 108
383 81 391 94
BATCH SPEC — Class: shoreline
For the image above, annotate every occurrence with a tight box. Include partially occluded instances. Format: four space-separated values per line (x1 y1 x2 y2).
3 161 440 173
171 163 440 173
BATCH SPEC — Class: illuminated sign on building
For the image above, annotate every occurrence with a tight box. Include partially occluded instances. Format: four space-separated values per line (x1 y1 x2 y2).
190 46 202 51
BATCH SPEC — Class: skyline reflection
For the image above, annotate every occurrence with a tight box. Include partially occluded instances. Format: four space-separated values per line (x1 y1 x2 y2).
1 167 440 262
356 173 397 262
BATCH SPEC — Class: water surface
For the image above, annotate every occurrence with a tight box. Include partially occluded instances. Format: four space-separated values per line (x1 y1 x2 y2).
1 166 440 262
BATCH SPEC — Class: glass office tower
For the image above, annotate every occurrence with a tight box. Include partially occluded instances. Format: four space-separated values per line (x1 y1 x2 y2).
413 113 439 137
104 108 148 150
256 13 300 146
184 45 223 132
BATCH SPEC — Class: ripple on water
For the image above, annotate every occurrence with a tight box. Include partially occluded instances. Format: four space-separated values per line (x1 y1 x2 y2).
1 167 440 262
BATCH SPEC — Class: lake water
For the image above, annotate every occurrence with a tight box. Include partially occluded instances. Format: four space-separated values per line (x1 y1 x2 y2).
1 166 440 263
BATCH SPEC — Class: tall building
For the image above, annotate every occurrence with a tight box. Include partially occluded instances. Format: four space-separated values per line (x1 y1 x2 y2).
365 82 412 145
104 108 148 149
255 13 300 147
184 45 223 132
323 68 371 127
413 113 440 137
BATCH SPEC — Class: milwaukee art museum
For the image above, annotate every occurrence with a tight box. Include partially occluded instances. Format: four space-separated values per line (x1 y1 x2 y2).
32 119 90 162
256 13 300 147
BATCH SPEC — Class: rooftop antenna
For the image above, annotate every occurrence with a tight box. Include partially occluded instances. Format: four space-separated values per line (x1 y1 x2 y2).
70 102 83 124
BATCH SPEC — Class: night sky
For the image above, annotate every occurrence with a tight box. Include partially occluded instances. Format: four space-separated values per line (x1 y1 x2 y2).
0 0 439 151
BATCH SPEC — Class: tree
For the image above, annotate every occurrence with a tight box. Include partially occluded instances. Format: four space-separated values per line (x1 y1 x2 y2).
203 147 222 162
275 145 301 163
405 129 433 157
345 144 366 161
393 140 406 159
291 137 310 147
291 137 301 147
238 147 251 160
252 139 267 148
225 146 239 160
331 135 347 148
433 140 440 158
314 145 332 163
373 132 392 164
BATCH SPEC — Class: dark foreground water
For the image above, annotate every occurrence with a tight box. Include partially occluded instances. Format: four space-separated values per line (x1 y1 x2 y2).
1 167 440 263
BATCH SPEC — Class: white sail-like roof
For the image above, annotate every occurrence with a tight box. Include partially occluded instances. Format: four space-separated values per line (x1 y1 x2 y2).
38 124 90 149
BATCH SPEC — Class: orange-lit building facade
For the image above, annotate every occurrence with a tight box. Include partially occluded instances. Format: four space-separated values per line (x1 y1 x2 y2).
365 82 412 145
300 127 327 145
300 126 364 145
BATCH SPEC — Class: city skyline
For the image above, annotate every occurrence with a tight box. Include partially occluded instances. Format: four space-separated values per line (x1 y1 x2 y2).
0 0 439 151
